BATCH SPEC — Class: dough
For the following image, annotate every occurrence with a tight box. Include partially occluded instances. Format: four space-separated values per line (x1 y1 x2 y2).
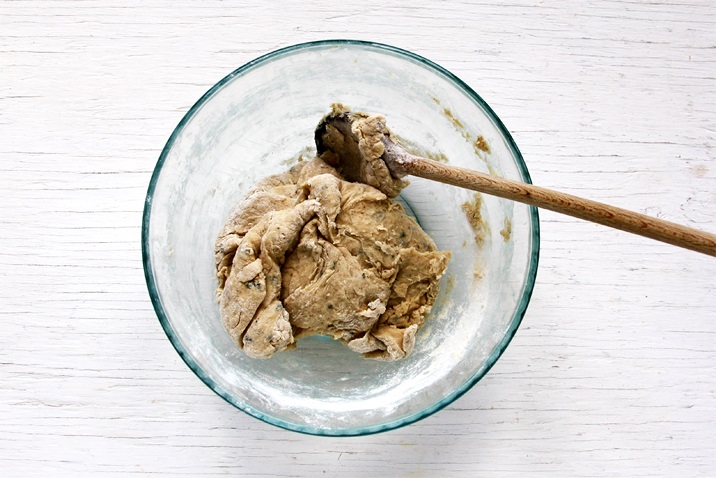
215 110 450 361
316 104 407 198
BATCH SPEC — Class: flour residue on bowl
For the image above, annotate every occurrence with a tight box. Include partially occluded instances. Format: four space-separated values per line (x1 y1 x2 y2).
281 145 314 166
394 135 449 163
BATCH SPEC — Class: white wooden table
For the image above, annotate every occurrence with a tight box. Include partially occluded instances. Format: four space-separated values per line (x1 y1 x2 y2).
2 1 715 476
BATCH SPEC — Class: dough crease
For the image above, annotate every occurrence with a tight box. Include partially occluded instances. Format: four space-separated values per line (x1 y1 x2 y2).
216 112 450 361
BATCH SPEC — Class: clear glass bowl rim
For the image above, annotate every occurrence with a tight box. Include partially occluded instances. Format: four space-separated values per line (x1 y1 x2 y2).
141 39 541 437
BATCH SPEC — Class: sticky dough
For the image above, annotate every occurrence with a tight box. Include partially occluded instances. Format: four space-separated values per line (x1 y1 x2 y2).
215 114 450 361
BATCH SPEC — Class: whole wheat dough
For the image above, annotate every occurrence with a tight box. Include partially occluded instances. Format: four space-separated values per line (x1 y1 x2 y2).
215 110 450 361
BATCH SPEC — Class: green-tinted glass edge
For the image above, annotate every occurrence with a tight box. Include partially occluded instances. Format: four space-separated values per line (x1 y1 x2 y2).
141 39 540 437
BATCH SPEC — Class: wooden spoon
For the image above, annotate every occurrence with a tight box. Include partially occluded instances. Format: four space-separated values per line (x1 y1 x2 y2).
316 111 716 257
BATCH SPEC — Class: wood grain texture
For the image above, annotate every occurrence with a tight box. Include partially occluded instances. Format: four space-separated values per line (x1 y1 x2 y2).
1 1 715 477
398 156 716 256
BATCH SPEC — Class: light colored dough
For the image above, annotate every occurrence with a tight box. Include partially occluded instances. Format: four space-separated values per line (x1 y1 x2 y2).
215 114 450 361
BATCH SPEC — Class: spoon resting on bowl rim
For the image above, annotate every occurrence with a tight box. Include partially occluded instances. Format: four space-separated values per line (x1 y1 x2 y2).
315 106 716 257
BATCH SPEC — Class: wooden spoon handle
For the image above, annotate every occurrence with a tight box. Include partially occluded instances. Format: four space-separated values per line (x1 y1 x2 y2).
400 157 716 257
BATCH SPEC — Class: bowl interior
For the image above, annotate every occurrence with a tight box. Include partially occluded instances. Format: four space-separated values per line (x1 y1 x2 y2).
143 41 539 435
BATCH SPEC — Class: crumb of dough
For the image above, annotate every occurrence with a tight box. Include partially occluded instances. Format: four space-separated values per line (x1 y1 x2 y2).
474 135 491 154
500 217 512 242
215 155 451 361
461 193 488 245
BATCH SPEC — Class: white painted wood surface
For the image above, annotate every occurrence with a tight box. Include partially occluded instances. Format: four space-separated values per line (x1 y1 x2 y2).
2 1 715 476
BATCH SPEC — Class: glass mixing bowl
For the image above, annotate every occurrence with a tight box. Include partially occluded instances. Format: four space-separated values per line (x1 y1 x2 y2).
142 40 539 436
